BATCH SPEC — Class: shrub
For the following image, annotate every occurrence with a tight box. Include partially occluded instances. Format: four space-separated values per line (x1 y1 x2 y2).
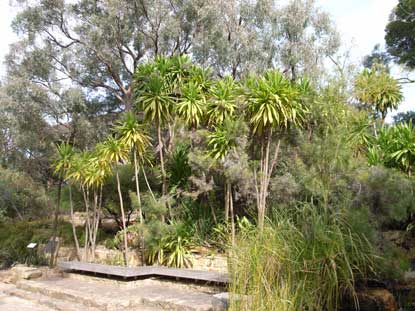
0 167 51 220
229 204 377 311
356 166 415 228
0 219 83 267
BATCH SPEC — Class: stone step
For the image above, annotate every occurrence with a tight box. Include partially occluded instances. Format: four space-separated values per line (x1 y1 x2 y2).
16 278 226 311
5 287 102 311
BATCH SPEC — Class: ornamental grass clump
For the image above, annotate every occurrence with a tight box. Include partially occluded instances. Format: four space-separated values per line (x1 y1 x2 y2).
229 205 377 311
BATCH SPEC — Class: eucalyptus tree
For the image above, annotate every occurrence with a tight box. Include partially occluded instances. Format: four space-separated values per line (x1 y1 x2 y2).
277 0 340 81
99 137 130 265
9 0 339 119
10 0 215 110
245 70 307 229
385 0 415 70
354 65 403 126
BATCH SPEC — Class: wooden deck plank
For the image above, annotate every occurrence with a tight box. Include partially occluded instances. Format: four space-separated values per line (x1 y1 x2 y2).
57 261 229 284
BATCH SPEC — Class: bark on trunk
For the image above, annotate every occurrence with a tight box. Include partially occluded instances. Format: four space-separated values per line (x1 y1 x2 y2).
224 183 229 224
49 176 63 267
82 186 91 261
229 184 235 246
134 152 143 223
133 151 145 266
116 170 129 266
256 129 281 230
142 164 155 200
69 186 81 261
157 122 168 222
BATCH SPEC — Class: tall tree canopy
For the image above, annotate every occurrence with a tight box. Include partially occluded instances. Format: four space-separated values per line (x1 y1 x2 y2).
10 0 339 110
11 0 209 110
3 0 339 183
385 0 415 69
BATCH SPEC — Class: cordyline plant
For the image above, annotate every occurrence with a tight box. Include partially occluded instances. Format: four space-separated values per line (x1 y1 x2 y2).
244 70 308 229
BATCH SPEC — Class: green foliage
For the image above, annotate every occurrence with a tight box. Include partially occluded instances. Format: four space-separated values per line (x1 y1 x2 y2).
145 225 194 268
176 81 206 128
0 167 51 220
244 70 307 134
207 119 240 160
168 144 192 189
114 112 151 156
354 65 403 122
385 0 415 69
229 205 376 311
0 220 80 268
393 110 415 125
368 123 415 175
363 44 393 70
206 76 239 126
356 167 415 227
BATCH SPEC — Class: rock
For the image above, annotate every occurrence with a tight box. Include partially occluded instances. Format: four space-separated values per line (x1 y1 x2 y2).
404 270 415 283
382 231 404 244
100 218 118 231
10 265 42 282
356 288 398 311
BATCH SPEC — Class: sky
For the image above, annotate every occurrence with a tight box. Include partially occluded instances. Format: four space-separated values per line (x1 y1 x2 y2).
0 0 413 119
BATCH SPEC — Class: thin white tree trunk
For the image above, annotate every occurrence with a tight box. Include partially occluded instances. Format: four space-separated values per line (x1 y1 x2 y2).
69 186 81 260
133 151 145 266
229 184 235 246
157 122 169 221
116 170 129 266
257 129 280 230
142 164 155 200
134 151 143 223
224 183 229 224
81 186 91 261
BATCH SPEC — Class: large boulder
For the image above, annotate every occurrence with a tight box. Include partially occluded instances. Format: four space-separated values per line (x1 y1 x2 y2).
10 265 42 282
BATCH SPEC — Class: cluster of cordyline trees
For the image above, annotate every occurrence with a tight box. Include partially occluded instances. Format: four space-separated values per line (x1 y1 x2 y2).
52 55 312 265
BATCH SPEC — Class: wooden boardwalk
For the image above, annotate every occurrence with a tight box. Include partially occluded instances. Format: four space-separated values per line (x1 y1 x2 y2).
58 261 229 284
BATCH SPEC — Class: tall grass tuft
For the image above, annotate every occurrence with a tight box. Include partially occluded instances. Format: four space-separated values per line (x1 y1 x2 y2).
229 204 377 311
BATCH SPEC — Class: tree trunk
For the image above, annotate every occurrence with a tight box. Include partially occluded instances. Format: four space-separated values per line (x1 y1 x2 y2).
134 151 143 223
92 187 102 261
381 111 386 127
167 120 176 153
208 191 217 225
142 164 155 200
49 176 63 267
116 170 129 266
69 186 81 261
82 186 91 261
123 89 133 112
133 151 145 266
256 129 280 230
224 183 229 224
157 122 168 222
229 184 235 246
